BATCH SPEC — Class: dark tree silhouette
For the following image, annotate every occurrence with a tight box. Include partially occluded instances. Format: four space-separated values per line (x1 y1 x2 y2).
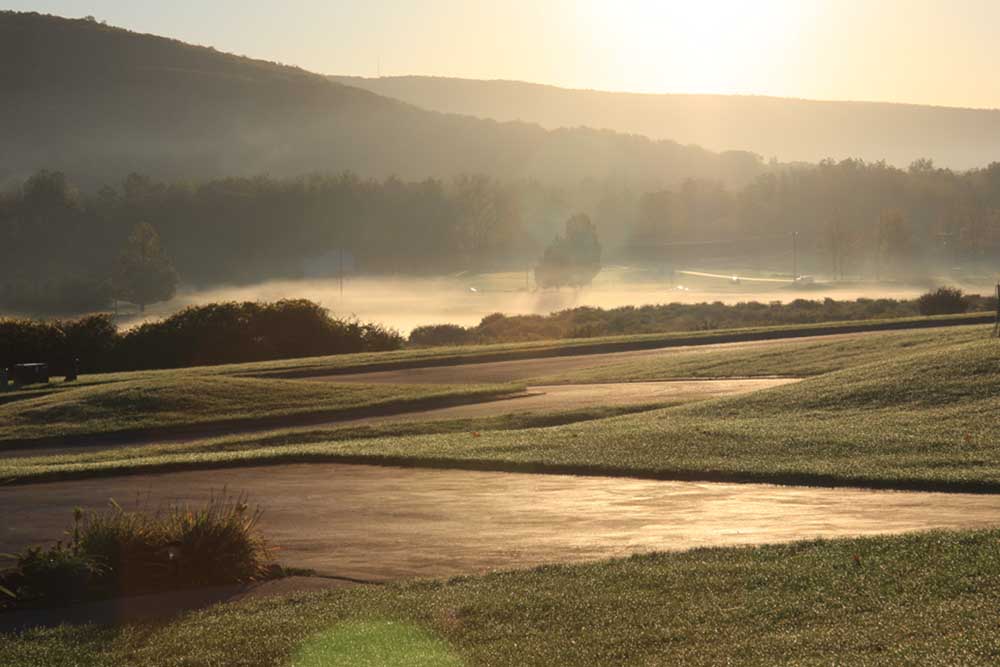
535 213 602 289
916 287 968 315
112 223 178 312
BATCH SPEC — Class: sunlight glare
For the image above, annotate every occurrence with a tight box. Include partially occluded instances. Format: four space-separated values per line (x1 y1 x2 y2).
582 0 819 95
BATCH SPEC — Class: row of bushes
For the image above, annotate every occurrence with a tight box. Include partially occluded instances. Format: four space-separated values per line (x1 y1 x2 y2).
5 290 990 370
1 299 403 374
1 495 271 609
409 289 996 346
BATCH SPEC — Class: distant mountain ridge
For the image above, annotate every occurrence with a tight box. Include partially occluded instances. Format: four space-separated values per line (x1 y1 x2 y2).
330 75 1000 170
0 12 763 189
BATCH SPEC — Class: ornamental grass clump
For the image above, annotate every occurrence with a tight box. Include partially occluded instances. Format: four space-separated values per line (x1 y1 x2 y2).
0 492 271 609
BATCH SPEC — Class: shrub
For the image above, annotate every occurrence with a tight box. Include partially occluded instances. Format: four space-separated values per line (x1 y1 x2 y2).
361 321 410 351
61 315 117 372
0 317 66 372
474 312 563 343
115 299 404 370
79 494 270 593
409 324 471 347
0 313 115 374
1 299 404 374
0 543 102 608
916 287 969 316
398 294 992 348
0 494 271 608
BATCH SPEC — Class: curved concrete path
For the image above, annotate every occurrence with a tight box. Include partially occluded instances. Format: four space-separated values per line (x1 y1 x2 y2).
4 463 999 582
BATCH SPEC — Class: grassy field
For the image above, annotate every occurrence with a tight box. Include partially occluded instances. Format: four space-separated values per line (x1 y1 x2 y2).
3 312 981 405
0 403 681 482
8 528 1000 666
0 377 518 446
0 314 986 410
5 327 998 491
243 312 994 378
3 313 998 663
531 324 988 383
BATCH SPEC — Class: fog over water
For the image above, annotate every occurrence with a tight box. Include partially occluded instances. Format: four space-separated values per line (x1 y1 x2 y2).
122 268 970 335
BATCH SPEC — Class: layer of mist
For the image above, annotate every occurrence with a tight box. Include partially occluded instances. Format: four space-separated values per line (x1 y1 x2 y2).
120 271 976 336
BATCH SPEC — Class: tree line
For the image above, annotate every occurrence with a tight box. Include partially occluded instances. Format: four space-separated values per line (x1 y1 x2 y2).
2 159 1000 315
631 158 1000 279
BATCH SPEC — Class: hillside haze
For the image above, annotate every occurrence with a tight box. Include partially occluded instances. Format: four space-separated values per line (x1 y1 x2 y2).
331 75 1000 170
0 12 763 189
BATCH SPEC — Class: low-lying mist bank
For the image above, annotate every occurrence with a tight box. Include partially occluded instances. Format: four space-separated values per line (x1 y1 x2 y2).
7 158 1000 323
116 273 997 337
4 284 994 376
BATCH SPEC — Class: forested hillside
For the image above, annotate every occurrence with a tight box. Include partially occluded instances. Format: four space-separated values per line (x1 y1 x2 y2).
0 12 762 190
3 13 1000 319
332 75 1000 170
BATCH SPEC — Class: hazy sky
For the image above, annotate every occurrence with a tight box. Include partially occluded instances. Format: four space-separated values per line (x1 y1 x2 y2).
7 0 1000 109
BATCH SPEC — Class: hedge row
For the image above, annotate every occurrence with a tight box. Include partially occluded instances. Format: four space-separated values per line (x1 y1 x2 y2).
409 290 997 346
1 299 403 375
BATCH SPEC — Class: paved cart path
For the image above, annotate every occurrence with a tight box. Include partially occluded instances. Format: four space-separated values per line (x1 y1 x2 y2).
4 463 1000 582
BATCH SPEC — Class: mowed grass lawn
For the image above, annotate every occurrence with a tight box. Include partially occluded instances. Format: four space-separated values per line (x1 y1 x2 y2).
5 327 999 490
531 324 988 383
9 529 1000 666
0 316 986 409
0 403 679 482
8 316 974 447
240 312 993 378
4 324 999 664
0 376 518 445
300 336 1000 491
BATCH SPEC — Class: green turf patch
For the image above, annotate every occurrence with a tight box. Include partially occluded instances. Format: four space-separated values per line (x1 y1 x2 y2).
6 335 996 491
0 404 680 484
3 325 997 493
7 529 1000 665
0 377 518 445
242 312 993 379
530 324 989 383
4 312 982 404
291 620 462 667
